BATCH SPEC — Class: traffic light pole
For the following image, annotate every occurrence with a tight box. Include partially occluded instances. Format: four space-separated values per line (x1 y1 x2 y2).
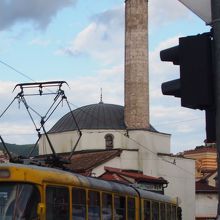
211 0 220 218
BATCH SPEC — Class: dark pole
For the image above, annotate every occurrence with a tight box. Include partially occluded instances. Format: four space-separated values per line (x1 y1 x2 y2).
211 0 220 218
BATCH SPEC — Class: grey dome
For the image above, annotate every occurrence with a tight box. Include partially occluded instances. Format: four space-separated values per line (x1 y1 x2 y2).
49 102 158 133
49 103 126 133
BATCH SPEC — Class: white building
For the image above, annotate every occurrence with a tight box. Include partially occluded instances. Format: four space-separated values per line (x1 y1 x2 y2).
39 102 195 220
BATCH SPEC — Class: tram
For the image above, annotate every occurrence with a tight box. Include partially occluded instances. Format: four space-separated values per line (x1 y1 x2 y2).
0 163 181 220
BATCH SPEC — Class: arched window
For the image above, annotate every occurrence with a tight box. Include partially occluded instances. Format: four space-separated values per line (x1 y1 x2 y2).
105 134 114 149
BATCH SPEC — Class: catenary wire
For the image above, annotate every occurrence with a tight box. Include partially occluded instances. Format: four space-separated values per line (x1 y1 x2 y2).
0 59 199 176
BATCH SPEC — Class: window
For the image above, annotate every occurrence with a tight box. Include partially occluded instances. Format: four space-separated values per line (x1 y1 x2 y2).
114 195 125 220
46 186 69 220
88 190 100 220
160 203 166 220
144 200 151 220
127 197 135 220
0 183 40 220
171 205 177 220
105 134 114 149
167 204 171 220
72 188 86 220
102 193 112 220
152 202 159 220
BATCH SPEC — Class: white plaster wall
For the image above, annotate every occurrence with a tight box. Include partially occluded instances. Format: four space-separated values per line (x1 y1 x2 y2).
92 150 139 177
39 129 128 154
38 129 170 156
196 193 217 218
158 155 195 220
126 130 171 176
126 130 171 153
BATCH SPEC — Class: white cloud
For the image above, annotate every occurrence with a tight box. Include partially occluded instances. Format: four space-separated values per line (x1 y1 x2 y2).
65 65 124 106
0 0 77 31
149 0 192 27
58 0 191 64
58 7 124 66
149 36 180 79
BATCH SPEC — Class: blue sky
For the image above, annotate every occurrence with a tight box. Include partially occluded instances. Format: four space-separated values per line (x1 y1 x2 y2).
0 0 211 153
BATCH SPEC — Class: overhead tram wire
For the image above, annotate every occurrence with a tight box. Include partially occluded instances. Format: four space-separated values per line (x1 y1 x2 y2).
0 59 35 82
0 59 195 176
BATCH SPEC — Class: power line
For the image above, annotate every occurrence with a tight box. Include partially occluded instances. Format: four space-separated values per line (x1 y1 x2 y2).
153 117 202 126
0 59 196 176
0 59 35 82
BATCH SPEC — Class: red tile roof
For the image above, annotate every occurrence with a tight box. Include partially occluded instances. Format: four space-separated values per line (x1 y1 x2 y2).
64 149 122 173
196 179 217 193
184 146 216 155
100 172 130 184
99 166 168 184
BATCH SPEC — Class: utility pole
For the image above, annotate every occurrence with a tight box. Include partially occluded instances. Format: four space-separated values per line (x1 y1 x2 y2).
211 0 220 218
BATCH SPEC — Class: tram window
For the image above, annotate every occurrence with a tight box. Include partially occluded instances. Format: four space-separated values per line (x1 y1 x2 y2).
152 201 159 220
167 204 171 220
171 205 177 220
143 200 151 220
160 203 166 220
72 188 86 220
0 183 40 220
127 197 135 220
114 195 125 220
102 193 112 220
88 190 100 220
46 186 69 220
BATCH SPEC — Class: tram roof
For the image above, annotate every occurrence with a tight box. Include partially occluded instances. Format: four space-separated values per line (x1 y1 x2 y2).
0 163 177 204
0 163 137 196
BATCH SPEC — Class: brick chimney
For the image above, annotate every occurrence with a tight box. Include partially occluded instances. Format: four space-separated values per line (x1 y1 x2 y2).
124 0 150 129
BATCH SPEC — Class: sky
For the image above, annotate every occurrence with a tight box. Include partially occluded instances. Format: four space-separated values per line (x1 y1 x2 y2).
0 0 211 153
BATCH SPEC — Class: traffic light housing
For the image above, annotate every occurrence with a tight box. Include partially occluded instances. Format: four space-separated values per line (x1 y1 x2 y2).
160 33 216 143
160 33 214 110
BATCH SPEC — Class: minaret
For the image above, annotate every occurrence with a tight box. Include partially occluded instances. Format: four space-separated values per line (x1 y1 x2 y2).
124 0 149 129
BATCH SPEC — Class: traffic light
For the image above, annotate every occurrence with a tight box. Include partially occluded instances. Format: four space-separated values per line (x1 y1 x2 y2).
160 33 216 142
160 33 214 110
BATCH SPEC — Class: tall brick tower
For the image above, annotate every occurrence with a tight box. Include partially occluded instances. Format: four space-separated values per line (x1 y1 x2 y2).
124 0 149 129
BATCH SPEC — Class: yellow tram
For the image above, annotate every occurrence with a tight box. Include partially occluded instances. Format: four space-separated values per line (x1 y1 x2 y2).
0 163 180 220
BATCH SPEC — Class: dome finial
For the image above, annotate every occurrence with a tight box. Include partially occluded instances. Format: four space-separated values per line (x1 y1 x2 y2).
99 88 103 104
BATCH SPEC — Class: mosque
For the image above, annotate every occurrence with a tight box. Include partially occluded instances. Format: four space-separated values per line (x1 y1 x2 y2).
38 0 195 219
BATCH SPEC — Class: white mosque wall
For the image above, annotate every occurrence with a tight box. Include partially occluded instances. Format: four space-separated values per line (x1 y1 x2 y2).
158 155 195 220
126 130 171 176
39 129 128 154
39 129 171 156
126 130 171 153
92 150 139 177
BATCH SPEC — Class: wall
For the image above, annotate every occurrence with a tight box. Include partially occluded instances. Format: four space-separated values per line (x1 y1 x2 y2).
196 193 217 218
158 155 195 220
126 130 170 175
92 150 139 177
39 129 128 154
39 129 170 156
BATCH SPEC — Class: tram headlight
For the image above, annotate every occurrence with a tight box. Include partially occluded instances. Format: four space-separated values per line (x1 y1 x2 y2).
0 169 10 178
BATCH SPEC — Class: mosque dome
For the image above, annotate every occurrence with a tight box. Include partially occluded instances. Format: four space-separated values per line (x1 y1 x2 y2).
49 103 126 133
49 102 158 133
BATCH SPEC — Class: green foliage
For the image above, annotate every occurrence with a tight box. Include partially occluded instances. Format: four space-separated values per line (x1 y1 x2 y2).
0 143 38 157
